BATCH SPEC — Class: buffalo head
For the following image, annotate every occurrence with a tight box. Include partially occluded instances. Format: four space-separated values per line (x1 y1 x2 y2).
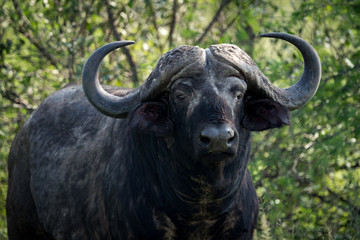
82 33 321 167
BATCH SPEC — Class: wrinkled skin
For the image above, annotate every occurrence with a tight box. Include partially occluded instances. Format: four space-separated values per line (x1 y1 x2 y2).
7 47 290 240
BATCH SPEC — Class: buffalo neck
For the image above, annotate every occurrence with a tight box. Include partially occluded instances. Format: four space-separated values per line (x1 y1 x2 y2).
103 122 252 233
131 127 251 220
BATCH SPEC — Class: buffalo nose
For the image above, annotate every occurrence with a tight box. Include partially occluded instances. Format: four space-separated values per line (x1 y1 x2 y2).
199 125 237 152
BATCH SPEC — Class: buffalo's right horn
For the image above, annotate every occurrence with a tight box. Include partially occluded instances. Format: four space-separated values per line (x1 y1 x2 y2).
82 41 140 118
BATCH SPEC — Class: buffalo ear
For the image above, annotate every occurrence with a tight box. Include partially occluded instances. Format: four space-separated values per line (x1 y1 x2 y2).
242 97 290 131
130 102 173 136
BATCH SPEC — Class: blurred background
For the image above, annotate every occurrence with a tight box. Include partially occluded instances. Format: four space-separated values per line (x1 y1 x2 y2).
0 0 359 239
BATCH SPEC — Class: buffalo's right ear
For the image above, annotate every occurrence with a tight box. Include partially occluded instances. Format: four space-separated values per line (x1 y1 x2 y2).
130 102 173 136
242 96 290 131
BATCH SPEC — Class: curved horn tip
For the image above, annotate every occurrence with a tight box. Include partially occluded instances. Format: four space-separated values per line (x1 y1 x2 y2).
258 33 314 49
117 40 135 46
259 32 288 37
106 40 135 49
259 32 299 40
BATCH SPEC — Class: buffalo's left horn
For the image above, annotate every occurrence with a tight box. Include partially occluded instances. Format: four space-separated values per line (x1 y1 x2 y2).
258 32 321 110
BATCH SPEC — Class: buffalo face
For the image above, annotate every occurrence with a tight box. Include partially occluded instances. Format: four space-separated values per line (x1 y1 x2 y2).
81 33 320 168
168 52 245 164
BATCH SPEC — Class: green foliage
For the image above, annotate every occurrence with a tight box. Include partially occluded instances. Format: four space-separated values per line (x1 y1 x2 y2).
1 0 359 239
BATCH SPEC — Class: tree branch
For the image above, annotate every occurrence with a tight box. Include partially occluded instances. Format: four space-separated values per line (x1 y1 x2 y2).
147 1 163 51
219 16 237 37
322 64 360 84
11 0 59 68
168 0 178 47
1 88 35 110
327 188 360 213
104 0 139 86
195 0 231 45
0 104 35 111
311 188 360 216
76 0 95 55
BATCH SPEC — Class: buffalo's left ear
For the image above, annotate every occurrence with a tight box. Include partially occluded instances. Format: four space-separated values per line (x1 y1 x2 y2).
242 97 290 131
130 102 173 136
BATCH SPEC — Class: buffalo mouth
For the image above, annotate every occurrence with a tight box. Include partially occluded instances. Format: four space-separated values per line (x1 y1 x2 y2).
197 150 236 163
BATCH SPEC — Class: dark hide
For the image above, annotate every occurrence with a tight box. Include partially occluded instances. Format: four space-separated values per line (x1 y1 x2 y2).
7 48 290 240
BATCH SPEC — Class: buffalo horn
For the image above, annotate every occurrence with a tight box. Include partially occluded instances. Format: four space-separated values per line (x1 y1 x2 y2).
82 42 203 118
258 32 321 110
82 41 142 118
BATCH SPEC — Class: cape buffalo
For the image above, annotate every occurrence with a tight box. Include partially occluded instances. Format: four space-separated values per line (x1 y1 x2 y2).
6 33 321 239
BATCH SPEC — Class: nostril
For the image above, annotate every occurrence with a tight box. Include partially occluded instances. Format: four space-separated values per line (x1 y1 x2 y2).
200 127 217 146
227 129 235 143
227 136 234 144
200 135 211 145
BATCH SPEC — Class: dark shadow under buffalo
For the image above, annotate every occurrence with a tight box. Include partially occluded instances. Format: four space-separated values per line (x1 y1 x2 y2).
6 33 321 240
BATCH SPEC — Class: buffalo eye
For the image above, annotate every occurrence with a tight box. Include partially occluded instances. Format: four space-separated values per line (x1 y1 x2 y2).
236 93 243 101
173 84 194 103
229 84 245 102
171 80 195 104
174 91 186 102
